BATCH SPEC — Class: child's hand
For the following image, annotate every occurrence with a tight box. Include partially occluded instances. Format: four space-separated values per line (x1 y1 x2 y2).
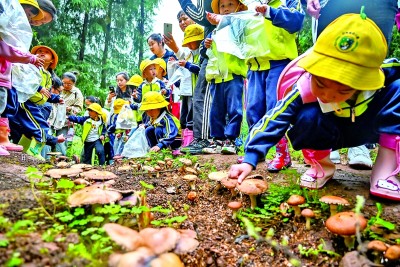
160 89 167 95
255 4 270 15
57 134 65 143
228 163 253 184
59 98 64 104
178 60 187 67
204 38 213 49
168 57 176 62
116 133 122 138
206 11 222 25
307 0 321 18
100 135 105 141
33 56 44 68
150 146 161 152
39 88 51 98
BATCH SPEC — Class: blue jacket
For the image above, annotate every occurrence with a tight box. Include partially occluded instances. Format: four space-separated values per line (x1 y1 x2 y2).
178 0 214 37
146 111 180 149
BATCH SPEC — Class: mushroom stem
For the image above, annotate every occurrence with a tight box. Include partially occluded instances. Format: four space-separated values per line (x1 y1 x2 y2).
305 218 311 230
232 211 237 220
330 205 338 216
343 235 355 250
189 181 196 191
249 195 257 210
230 188 237 197
293 206 301 217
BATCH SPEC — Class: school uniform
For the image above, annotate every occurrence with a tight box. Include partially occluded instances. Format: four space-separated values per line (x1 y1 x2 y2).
145 110 181 149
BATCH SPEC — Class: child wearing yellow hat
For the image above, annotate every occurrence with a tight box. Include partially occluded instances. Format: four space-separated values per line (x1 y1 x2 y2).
229 12 400 202
67 103 107 165
139 91 181 152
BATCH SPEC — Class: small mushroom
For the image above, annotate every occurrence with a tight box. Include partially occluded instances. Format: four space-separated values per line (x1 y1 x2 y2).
116 247 154 267
183 174 197 190
236 179 268 210
47 152 62 164
103 223 143 251
67 184 122 207
80 169 117 181
143 165 155 172
187 191 197 201
73 178 90 186
117 165 132 172
140 227 181 255
157 160 166 167
179 158 192 166
301 208 315 230
70 163 93 171
385 245 400 261
118 194 140 206
367 240 387 264
174 229 199 255
287 195 305 217
325 211 367 250
56 161 70 168
184 167 197 175
45 168 83 179
208 171 228 192
220 178 238 196
228 201 242 220
319 195 350 216
279 202 291 217
149 253 184 267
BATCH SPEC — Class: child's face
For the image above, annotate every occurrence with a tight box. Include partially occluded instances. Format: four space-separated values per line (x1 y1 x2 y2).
310 76 356 103
143 65 156 81
88 110 99 120
35 47 54 68
187 41 200 51
148 38 163 56
31 11 53 26
116 74 128 89
155 66 164 79
85 99 93 108
219 0 242 15
178 14 194 32
145 108 161 120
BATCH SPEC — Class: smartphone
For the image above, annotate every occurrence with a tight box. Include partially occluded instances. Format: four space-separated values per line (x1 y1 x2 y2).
109 86 115 93
163 23 172 36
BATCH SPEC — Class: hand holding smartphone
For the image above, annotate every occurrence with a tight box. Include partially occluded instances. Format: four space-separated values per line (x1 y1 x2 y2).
109 86 115 93
163 23 173 36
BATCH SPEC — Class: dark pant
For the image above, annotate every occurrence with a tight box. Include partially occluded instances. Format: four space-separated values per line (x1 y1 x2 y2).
83 139 105 165
180 95 193 130
145 126 180 150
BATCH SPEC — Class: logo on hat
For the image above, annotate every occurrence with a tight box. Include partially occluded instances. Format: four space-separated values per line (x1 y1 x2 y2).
335 33 359 53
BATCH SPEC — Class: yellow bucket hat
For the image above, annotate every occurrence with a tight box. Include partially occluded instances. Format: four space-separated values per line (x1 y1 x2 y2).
153 58 167 77
140 59 156 75
126 74 143 87
298 13 387 90
113 99 129 114
87 103 106 122
31 45 59 69
19 0 44 21
182 24 204 47
211 0 248 14
139 91 169 111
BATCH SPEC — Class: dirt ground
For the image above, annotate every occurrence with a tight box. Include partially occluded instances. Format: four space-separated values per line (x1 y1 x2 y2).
0 151 399 267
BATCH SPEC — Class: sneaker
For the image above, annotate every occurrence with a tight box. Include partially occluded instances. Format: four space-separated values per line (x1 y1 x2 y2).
330 150 341 164
202 139 223 154
347 145 373 170
181 139 210 155
180 138 200 153
221 140 237 155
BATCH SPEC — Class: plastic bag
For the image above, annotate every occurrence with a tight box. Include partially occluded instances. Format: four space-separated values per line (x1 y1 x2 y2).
121 127 150 158
52 103 67 130
0 0 33 52
213 11 270 59
11 63 42 103
205 43 229 81
116 104 137 130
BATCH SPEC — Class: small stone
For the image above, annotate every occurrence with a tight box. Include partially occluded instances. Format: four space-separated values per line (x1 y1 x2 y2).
166 186 176 194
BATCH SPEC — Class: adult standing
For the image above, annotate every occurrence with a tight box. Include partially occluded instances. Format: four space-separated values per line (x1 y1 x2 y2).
31 0 57 26
148 33 177 73
177 0 215 154
56 72 84 155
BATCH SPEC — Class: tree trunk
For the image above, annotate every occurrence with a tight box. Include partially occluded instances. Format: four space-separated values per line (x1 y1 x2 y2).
78 12 89 61
101 1 113 88
138 0 145 65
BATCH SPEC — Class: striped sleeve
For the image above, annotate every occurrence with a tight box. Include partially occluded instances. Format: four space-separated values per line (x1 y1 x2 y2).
158 114 179 148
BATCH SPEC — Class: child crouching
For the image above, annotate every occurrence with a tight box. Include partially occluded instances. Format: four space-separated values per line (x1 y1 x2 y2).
139 91 181 152
67 103 106 165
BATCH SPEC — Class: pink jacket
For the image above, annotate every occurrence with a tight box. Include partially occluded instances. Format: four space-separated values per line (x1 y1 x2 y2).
0 40 37 89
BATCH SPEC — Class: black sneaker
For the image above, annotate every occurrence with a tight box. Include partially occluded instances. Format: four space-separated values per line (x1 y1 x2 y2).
221 139 237 155
180 138 200 153
184 139 210 155
202 139 224 154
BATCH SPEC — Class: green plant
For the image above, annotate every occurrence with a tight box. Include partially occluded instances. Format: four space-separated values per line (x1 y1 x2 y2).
298 239 340 258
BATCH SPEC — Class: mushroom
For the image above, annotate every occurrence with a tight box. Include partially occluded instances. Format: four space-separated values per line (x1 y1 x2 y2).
115 247 154 267
187 191 197 201
279 202 291 217
80 169 118 181
183 174 197 190
140 227 181 255
287 195 305 217
118 194 140 206
325 211 367 250
67 184 122 207
319 195 350 216
174 229 199 255
184 167 197 175
301 208 315 230
178 158 192 166
208 171 228 192
236 179 268 210
47 152 61 164
45 168 83 179
149 253 184 267
73 178 90 186
103 223 143 251
385 245 400 261
367 240 387 264
118 165 132 172
228 201 242 220
220 177 238 196
56 161 70 168
143 165 155 173
70 163 93 171
157 160 166 168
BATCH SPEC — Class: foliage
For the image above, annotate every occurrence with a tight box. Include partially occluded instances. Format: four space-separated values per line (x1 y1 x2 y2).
298 239 340 258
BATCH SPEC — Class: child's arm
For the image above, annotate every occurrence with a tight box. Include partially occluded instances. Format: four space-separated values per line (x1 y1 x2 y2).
67 115 88 125
107 115 117 134
159 80 171 98
47 93 61 103
256 0 305 34
0 40 44 67
178 0 213 27
182 61 200 75
157 115 179 149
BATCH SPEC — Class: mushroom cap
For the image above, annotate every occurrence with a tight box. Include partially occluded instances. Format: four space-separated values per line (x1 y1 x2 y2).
228 201 242 211
325 211 367 236
70 163 93 170
117 165 132 172
116 247 154 267
174 229 199 254
149 253 184 267
236 179 268 195
140 228 181 255
319 195 350 206
220 178 238 189
118 194 140 206
103 223 143 251
187 191 197 201
367 240 387 252
208 171 228 181
45 168 83 178
80 169 118 180
56 161 70 168
184 167 197 175
301 208 315 218
183 174 197 181
67 184 122 207
73 178 90 186
385 245 400 260
143 166 155 172
179 158 192 166
157 160 166 166
287 195 306 206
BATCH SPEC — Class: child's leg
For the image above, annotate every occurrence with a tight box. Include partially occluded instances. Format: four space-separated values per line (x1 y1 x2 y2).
300 149 335 189
82 142 95 164
224 76 244 141
94 140 106 165
246 70 267 131
209 82 226 140
145 126 158 147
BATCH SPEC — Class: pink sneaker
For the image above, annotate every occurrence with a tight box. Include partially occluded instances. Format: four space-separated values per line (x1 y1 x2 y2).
3 143 23 152
0 145 10 156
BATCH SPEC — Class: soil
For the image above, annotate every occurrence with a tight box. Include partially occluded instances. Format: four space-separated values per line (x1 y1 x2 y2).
0 151 400 267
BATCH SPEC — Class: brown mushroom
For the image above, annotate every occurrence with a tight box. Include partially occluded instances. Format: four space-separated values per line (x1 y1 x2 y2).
279 202 291 217
301 208 315 230
80 169 117 181
367 240 387 264
208 171 228 192
45 168 83 179
56 161 70 168
228 201 242 220
116 247 154 267
143 165 155 172
73 178 90 186
149 253 184 267
67 184 122 207
287 195 305 217
319 195 350 216
70 163 93 171
220 177 238 196
174 229 199 255
117 165 132 172
183 174 197 190
325 211 367 250
103 223 143 251
385 245 400 261
179 158 192 166
236 179 268 210
187 191 197 201
140 227 181 255
184 167 197 175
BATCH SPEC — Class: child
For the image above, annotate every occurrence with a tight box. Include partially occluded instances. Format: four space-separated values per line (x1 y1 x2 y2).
107 99 131 157
139 91 181 152
67 103 106 165
229 13 400 201
153 58 168 82
202 0 247 155
126 74 144 124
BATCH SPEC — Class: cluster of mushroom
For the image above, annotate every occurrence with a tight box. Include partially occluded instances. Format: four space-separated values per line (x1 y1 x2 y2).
104 223 199 267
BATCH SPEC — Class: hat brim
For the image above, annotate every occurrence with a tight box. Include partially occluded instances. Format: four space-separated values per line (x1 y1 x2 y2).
141 63 155 75
139 101 169 111
31 45 59 69
211 0 247 14
126 81 141 87
297 50 385 90
182 35 204 47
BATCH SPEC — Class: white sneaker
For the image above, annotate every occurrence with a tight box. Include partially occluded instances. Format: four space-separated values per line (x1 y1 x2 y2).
330 150 341 164
347 145 373 170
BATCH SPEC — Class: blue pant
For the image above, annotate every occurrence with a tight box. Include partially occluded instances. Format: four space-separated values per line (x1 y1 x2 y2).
209 75 244 140
145 126 180 150
287 80 400 151
83 139 105 165
246 60 290 131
